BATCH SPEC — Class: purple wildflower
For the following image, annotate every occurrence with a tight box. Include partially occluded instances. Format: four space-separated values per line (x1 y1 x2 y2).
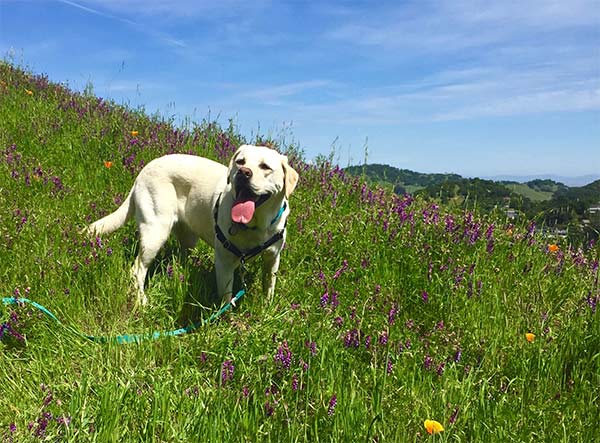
305 340 317 356
449 405 459 425
264 401 274 417
388 303 398 325
378 331 388 346
330 291 339 308
274 340 293 370
43 391 53 406
221 360 235 386
436 361 446 376
332 260 349 279
485 223 495 240
424 355 433 371
56 416 71 427
454 348 462 362
320 291 329 307
328 394 337 416
343 328 360 348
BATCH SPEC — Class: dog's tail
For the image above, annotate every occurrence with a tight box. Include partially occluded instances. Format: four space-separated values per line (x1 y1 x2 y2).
87 187 135 236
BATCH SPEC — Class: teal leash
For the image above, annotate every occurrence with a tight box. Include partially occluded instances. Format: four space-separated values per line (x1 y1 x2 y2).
1 288 246 345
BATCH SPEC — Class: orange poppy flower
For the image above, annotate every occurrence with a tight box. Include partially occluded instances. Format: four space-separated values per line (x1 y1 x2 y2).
424 419 444 434
130 130 139 137
104 161 113 168
548 244 559 253
525 333 535 343
25 89 33 95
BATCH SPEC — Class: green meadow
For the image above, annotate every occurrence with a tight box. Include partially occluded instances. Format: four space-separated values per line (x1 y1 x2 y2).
1 62 599 442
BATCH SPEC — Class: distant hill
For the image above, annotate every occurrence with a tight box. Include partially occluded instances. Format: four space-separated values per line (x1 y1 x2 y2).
344 164 461 194
483 174 600 187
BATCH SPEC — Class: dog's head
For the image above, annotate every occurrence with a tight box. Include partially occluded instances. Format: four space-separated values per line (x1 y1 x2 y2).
227 144 299 225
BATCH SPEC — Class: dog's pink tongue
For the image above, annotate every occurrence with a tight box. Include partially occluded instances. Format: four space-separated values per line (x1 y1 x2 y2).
231 200 256 224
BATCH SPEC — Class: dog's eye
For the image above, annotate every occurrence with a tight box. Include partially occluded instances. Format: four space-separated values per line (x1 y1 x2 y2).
259 163 272 171
235 158 245 166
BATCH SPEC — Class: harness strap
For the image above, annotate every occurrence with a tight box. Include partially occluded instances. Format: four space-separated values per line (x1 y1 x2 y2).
214 194 286 261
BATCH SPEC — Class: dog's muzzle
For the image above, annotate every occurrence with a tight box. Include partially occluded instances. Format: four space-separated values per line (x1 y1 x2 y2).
231 169 271 224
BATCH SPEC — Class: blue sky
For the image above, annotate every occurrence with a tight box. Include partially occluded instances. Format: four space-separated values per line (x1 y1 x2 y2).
1 0 599 179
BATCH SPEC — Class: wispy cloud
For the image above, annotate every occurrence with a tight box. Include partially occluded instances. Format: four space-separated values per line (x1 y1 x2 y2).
58 0 137 26
327 0 599 52
77 0 271 20
313 0 600 124
57 0 187 48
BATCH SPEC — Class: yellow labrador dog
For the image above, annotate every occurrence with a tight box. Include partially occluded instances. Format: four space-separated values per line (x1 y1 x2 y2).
87 145 299 305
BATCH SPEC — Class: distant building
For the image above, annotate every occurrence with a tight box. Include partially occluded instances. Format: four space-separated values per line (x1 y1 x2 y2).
589 206 600 225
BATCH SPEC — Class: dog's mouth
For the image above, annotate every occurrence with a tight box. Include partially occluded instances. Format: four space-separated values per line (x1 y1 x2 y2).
231 186 271 225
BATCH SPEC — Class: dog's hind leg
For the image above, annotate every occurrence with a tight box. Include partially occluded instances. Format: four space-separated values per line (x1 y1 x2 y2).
131 220 172 305
174 223 199 255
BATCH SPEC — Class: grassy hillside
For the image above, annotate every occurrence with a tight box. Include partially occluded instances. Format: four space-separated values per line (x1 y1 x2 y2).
1 62 599 442
501 182 554 202
413 178 539 217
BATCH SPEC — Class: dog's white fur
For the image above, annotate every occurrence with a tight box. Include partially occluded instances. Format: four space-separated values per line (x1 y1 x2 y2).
87 144 299 305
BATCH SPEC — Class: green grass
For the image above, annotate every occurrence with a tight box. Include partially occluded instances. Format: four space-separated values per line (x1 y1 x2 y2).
1 62 599 442
503 183 554 202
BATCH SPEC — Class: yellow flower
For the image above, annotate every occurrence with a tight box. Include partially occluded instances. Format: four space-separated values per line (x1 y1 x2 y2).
424 419 444 435
130 130 139 137
525 333 535 343
548 244 559 253
104 161 113 168
25 89 33 95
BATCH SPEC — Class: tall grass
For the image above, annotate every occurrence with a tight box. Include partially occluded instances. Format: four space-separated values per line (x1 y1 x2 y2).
1 62 599 442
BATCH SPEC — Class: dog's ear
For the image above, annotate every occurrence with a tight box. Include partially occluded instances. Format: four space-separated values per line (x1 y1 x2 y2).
227 146 245 184
282 155 299 198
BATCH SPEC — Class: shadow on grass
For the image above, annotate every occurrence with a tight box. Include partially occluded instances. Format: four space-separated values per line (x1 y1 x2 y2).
139 240 259 330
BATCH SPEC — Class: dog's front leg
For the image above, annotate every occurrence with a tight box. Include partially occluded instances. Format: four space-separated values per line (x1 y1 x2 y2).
215 246 238 305
262 248 281 300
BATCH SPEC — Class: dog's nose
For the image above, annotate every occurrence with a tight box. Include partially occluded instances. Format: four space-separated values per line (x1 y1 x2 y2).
237 166 253 179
